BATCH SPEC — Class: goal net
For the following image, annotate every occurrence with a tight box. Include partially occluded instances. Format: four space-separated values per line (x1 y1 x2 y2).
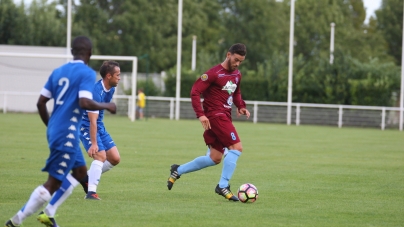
0 49 139 121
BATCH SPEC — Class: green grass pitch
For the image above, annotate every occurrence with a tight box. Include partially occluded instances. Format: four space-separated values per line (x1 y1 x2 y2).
0 113 403 227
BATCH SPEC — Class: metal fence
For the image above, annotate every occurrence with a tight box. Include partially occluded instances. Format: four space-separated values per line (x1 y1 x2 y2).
2 91 401 130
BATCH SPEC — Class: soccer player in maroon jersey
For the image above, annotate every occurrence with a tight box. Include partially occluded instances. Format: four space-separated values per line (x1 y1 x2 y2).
167 43 250 201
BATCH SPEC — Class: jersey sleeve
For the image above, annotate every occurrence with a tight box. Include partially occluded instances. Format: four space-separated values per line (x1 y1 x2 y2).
233 76 246 109
41 73 54 98
79 69 96 100
86 82 102 114
190 72 215 118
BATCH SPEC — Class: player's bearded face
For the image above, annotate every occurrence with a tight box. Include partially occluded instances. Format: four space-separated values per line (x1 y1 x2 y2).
227 54 245 71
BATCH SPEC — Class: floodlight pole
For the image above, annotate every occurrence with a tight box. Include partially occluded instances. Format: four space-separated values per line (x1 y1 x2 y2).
330 22 335 64
287 0 295 125
175 0 183 120
191 35 197 71
66 0 72 60
400 2 404 131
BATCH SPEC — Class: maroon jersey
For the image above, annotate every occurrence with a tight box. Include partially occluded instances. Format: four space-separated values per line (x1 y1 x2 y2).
191 64 246 119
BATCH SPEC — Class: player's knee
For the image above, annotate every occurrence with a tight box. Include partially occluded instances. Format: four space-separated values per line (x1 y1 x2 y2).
43 177 62 194
211 157 222 164
229 144 243 152
109 156 120 165
93 151 107 162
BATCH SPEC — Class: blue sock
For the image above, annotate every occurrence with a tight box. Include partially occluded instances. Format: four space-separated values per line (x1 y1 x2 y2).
177 156 215 175
49 177 72 206
219 150 241 188
44 174 78 217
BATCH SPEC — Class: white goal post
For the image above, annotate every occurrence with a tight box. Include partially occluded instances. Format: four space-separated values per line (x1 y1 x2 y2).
0 52 139 121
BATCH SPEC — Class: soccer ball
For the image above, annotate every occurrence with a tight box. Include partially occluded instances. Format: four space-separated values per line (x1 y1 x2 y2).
237 183 258 203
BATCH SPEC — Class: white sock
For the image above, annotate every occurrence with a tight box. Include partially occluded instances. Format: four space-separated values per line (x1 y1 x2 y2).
88 160 103 192
44 174 79 217
12 185 51 225
102 160 114 173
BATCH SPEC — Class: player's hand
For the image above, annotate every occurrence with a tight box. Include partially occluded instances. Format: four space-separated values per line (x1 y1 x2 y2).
237 108 250 119
88 144 99 158
198 115 211 130
107 103 117 114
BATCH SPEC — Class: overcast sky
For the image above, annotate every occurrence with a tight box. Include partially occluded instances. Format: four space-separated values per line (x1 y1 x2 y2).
14 0 382 24
363 0 382 23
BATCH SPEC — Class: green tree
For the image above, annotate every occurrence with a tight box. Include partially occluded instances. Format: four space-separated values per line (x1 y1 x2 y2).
0 0 31 44
218 0 290 71
376 0 404 65
26 0 65 46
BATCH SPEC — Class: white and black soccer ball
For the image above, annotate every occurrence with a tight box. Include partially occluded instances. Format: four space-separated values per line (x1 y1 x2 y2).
237 183 258 203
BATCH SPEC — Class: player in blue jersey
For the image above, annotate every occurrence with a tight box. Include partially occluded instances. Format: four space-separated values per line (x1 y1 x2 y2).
77 60 121 200
4 36 116 227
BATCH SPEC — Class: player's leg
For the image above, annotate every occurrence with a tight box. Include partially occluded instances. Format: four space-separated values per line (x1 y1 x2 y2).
38 173 80 227
214 116 242 201
5 149 74 226
104 146 120 173
38 151 87 226
6 176 55 226
219 142 242 188
167 130 219 190
102 131 119 174
139 107 144 119
85 150 106 200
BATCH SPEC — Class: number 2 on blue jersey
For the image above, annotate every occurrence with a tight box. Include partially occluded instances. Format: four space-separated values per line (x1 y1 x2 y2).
56 77 69 105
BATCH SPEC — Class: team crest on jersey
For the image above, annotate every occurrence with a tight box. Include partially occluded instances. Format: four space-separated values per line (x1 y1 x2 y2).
200 74 208 81
222 81 237 94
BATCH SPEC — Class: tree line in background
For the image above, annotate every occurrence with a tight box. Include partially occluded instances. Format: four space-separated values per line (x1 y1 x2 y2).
0 0 403 106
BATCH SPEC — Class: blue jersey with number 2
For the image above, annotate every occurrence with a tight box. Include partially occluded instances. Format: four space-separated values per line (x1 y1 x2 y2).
41 60 96 153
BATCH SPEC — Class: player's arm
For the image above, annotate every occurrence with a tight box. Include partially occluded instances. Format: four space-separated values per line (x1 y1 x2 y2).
79 96 116 114
37 95 51 126
190 74 213 130
79 71 116 113
233 81 250 119
87 111 99 158
37 85 53 127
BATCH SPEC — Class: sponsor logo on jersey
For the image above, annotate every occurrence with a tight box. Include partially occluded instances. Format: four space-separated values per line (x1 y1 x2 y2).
222 81 237 94
200 74 208 81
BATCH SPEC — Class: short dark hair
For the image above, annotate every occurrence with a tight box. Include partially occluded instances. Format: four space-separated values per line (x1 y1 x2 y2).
71 36 92 56
228 43 247 56
100 61 120 78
